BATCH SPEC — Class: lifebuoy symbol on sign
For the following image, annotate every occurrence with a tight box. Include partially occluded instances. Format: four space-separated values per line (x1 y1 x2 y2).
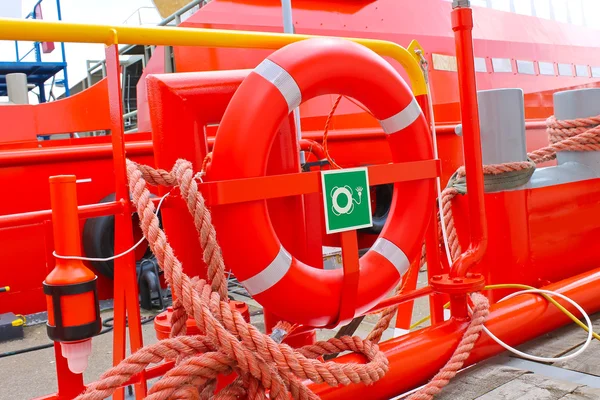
330 185 363 216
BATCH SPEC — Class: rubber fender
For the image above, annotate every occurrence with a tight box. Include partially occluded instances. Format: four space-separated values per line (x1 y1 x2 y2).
360 183 393 235
82 193 159 278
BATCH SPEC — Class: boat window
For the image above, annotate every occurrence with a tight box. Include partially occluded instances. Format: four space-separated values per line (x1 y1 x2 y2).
592 67 600 78
517 60 536 75
558 63 573 76
492 58 513 73
538 61 556 75
432 54 457 72
475 57 488 72
575 65 589 77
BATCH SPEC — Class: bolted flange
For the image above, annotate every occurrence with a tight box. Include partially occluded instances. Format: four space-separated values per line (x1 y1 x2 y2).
429 272 485 295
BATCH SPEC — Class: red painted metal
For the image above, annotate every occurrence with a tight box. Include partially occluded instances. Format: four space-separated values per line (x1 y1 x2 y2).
210 38 435 327
44 176 96 398
0 79 110 143
337 231 361 326
452 178 600 303
368 285 433 314
154 301 250 340
448 6 487 285
309 266 600 399
105 44 146 399
0 202 123 229
393 258 420 333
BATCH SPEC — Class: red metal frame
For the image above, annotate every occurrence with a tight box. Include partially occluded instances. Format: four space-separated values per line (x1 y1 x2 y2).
11 2 600 398
105 44 147 400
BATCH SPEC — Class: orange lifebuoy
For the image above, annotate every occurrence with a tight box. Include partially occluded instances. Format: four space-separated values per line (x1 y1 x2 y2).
210 38 435 327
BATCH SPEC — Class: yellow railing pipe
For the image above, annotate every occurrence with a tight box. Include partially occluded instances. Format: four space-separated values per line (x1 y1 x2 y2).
0 18 427 95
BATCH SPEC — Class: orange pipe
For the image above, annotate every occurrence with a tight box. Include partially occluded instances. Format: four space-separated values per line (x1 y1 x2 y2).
299 139 326 160
309 266 600 399
449 5 488 288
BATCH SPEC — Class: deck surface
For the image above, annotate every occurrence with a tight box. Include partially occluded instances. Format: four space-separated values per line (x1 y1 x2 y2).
2 270 598 399
433 313 600 400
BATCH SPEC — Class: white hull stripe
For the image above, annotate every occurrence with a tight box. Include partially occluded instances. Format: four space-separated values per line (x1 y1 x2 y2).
379 97 422 134
240 245 292 296
254 59 302 113
371 238 410 276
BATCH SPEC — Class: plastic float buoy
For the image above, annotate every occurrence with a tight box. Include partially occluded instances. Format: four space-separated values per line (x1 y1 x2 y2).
44 176 101 374
210 38 435 326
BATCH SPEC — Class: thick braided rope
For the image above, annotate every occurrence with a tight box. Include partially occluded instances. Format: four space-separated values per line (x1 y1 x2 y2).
79 159 389 399
405 293 489 400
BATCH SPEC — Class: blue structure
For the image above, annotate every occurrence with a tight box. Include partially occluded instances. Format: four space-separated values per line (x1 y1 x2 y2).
0 0 69 103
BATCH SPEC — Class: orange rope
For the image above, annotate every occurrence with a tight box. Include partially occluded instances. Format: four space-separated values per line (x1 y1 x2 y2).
322 95 343 169
78 159 389 400
405 294 489 400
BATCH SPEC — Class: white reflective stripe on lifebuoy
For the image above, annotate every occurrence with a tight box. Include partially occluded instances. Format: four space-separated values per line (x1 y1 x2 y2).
371 238 410 276
378 97 422 134
240 245 293 295
253 59 302 113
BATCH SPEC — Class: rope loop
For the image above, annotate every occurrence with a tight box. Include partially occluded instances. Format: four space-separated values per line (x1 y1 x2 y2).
78 158 389 400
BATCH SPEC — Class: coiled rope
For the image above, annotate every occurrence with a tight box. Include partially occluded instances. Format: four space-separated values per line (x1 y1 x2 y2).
77 159 389 400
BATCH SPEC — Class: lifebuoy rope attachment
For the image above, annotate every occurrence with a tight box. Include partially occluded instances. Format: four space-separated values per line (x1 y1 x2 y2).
77 159 390 400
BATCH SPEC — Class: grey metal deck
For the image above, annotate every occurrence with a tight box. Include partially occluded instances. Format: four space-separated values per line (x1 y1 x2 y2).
430 313 600 400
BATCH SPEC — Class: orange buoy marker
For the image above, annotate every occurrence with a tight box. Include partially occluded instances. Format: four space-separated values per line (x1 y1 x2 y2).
44 176 101 374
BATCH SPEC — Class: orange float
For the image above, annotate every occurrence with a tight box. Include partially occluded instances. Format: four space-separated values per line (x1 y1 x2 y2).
210 38 435 326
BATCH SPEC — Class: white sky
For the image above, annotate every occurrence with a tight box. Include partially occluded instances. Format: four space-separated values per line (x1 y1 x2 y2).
0 0 161 101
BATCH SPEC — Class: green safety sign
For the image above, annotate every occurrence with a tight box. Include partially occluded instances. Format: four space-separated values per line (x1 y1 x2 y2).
321 167 373 234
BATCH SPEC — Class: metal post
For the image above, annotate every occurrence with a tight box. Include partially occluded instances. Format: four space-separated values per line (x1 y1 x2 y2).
56 0 70 96
38 82 47 103
14 41 19 61
477 89 526 165
280 0 305 164
554 88 600 173
105 44 147 399
6 73 29 104
449 0 488 282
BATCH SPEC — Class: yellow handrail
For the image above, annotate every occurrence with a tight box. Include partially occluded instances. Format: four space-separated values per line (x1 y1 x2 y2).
0 18 427 95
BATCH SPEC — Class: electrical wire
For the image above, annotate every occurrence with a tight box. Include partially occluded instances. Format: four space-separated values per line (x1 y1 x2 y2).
411 51 596 362
53 191 169 262
479 288 593 363
409 284 598 363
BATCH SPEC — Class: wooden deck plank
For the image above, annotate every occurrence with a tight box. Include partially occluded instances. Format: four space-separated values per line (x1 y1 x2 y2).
476 373 580 400
436 364 528 399
553 343 600 377
558 386 600 399
516 314 600 360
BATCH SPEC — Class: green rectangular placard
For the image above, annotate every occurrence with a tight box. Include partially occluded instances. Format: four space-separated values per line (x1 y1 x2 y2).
321 167 373 234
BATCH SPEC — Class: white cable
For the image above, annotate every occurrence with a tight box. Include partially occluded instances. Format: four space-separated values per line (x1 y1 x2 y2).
479 289 593 363
416 53 592 363
419 54 453 267
53 191 170 262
